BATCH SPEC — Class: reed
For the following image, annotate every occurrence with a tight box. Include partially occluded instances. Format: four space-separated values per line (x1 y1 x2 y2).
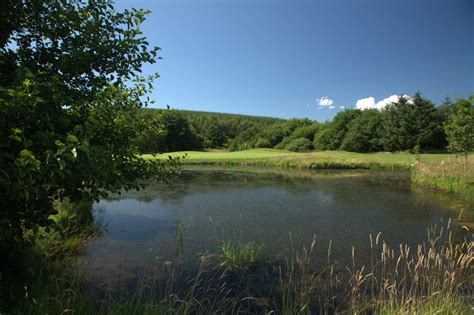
175 219 191 258
4 223 472 314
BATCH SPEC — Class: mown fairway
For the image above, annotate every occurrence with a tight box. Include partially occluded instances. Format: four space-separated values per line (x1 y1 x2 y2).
144 149 456 169
144 148 294 161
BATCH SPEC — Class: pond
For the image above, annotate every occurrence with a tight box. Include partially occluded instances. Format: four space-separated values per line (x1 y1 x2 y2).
80 166 470 287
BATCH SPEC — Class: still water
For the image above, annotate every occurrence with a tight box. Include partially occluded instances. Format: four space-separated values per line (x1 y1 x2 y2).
80 167 467 285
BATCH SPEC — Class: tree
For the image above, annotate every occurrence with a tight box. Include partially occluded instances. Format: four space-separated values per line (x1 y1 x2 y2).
340 109 384 152
135 110 166 154
314 110 361 150
381 93 445 152
444 97 474 164
203 121 226 148
255 138 272 148
0 1 178 248
285 138 313 152
160 109 200 152
410 92 445 150
381 96 416 151
291 123 322 142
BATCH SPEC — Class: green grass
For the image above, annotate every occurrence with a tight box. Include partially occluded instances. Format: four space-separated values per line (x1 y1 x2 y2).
144 148 455 170
220 240 265 271
412 155 474 205
144 148 294 162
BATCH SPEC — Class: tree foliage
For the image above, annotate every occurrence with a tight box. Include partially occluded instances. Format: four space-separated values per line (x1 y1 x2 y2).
380 93 445 152
285 138 313 152
0 0 178 246
135 108 202 153
137 93 464 155
444 97 474 162
340 109 384 152
314 110 361 150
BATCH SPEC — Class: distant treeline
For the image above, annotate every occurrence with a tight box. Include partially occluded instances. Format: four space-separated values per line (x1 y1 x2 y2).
136 93 470 153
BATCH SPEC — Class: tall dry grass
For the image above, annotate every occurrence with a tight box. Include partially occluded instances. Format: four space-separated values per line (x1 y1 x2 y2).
412 154 473 203
6 222 472 314
95 222 473 314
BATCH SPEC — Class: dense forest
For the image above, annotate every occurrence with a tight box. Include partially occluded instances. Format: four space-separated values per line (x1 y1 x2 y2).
137 93 472 154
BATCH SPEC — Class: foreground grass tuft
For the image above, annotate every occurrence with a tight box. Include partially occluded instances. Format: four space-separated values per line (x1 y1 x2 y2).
220 240 265 271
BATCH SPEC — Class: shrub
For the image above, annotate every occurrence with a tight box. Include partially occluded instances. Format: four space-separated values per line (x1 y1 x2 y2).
255 138 272 148
285 137 313 152
274 136 292 150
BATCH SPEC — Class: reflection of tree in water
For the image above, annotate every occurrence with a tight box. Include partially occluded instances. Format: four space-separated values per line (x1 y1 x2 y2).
106 169 412 206
104 175 193 204
362 171 411 191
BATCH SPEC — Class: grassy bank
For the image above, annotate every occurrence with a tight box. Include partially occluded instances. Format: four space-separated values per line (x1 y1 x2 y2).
146 149 474 200
145 149 455 170
412 156 474 203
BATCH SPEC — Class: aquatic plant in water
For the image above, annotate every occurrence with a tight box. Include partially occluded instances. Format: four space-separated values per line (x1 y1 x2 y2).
219 240 265 271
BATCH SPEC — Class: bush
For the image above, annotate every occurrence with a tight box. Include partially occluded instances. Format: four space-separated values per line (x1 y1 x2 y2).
255 138 271 148
313 125 332 150
274 136 292 150
411 144 421 154
291 123 322 141
285 138 313 152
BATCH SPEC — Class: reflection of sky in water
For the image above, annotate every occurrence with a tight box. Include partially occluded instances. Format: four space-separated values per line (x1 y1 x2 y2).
80 168 463 286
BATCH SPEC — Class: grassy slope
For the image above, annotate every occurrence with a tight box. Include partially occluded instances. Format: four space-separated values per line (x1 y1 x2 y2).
144 149 453 170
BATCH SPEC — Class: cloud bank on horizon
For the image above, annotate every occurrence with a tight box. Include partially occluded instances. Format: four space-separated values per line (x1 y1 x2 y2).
355 95 413 110
316 94 412 113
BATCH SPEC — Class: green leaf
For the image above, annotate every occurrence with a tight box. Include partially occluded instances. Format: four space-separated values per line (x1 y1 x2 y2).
9 135 22 142
66 134 79 143
20 149 34 159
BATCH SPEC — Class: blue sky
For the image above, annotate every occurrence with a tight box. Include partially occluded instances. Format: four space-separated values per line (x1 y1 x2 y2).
115 0 473 121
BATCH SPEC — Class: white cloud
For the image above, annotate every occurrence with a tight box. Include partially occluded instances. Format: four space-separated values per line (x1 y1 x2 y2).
355 94 413 110
339 105 345 109
317 96 334 107
355 97 376 110
329 105 335 109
